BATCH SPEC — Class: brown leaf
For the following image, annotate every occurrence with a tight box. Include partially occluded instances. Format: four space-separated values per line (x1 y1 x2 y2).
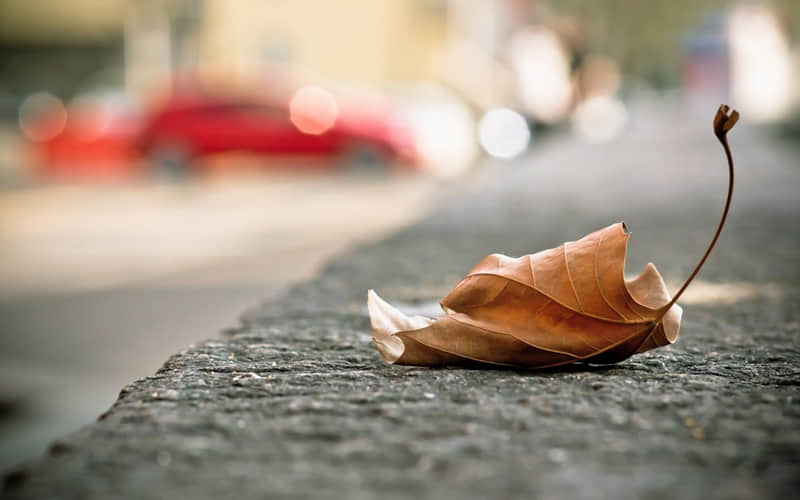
369 223 681 368
368 105 738 369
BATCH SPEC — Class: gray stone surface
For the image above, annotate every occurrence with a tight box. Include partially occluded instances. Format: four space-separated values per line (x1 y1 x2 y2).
3 103 799 499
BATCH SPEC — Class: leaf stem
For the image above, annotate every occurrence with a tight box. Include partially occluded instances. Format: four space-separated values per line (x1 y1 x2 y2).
656 104 738 320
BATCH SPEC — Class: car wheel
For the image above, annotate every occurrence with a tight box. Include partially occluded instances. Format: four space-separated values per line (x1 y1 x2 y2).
345 143 387 171
148 143 192 181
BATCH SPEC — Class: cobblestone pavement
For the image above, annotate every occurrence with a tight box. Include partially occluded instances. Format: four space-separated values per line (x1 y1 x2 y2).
3 102 799 499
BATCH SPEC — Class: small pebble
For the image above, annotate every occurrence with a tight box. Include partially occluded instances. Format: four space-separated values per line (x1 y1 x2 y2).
547 448 568 464
233 373 264 386
162 389 180 400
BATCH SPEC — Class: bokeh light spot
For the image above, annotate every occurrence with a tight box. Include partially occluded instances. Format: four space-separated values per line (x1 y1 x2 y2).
510 27 573 124
405 92 477 178
289 86 339 135
478 108 530 159
19 92 67 142
572 96 628 144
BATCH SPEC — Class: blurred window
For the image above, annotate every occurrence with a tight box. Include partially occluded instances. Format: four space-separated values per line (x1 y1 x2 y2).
187 102 289 122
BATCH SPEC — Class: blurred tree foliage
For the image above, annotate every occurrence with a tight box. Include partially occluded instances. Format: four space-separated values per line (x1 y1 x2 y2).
545 0 800 87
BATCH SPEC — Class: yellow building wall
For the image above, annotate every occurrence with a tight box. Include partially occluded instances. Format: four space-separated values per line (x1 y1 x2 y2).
200 0 447 85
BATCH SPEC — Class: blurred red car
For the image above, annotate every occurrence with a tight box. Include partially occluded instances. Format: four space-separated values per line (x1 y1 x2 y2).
139 91 419 175
25 92 143 180
28 87 419 179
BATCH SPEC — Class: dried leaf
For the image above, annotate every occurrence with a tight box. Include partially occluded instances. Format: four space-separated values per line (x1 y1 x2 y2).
368 105 739 369
368 223 681 367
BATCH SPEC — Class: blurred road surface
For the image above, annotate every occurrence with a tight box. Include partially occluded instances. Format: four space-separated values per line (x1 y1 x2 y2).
0 170 440 471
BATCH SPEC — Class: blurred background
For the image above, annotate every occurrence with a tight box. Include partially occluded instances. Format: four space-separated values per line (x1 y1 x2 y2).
1 0 799 472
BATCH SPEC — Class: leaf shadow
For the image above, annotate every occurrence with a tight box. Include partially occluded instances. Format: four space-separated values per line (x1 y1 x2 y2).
411 361 623 377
